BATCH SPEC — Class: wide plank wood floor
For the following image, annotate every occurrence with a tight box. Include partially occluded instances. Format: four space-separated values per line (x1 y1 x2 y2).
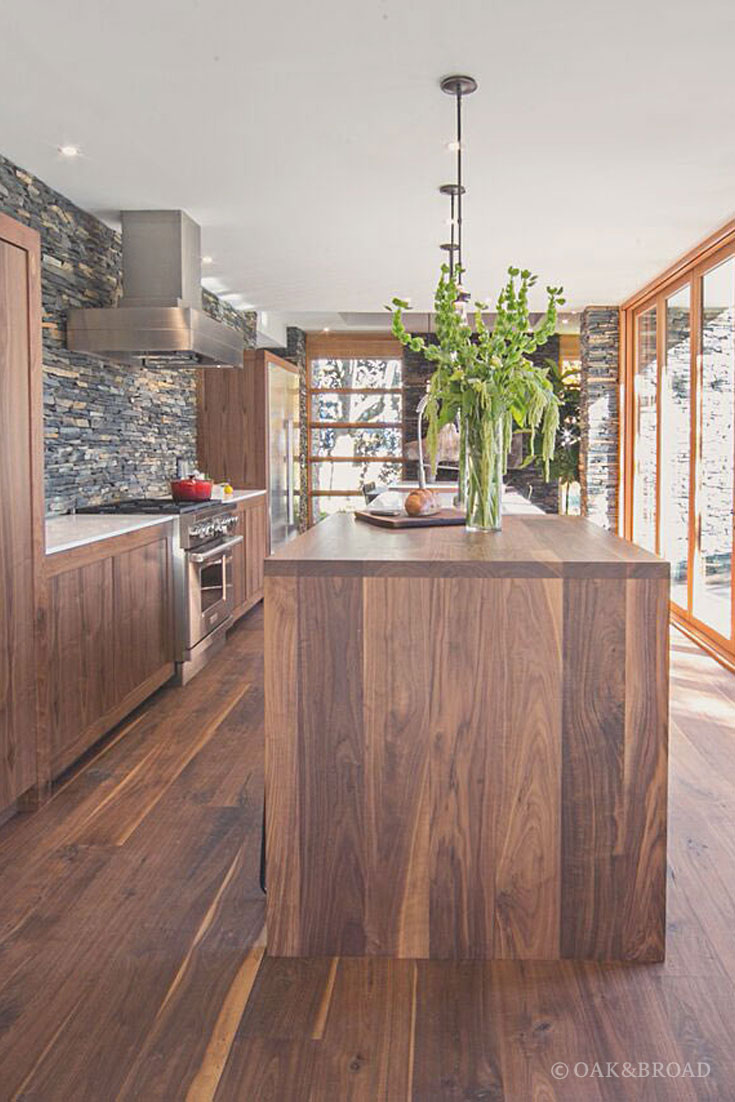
0 608 734 1100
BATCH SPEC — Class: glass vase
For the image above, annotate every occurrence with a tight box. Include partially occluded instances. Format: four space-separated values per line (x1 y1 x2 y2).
465 415 503 532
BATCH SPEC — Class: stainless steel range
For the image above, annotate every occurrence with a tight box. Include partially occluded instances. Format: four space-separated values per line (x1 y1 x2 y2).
175 502 241 682
78 497 242 683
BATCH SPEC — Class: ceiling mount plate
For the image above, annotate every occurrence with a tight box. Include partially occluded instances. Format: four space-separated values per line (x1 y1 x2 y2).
439 183 466 196
440 74 478 97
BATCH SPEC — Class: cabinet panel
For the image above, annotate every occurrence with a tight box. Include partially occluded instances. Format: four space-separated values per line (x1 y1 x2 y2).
245 498 267 602
46 528 174 778
231 505 246 613
231 497 267 622
47 560 115 774
0 218 44 809
112 538 174 702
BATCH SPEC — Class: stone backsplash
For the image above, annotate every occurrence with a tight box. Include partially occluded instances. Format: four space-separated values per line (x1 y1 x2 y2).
0 154 257 514
580 307 619 529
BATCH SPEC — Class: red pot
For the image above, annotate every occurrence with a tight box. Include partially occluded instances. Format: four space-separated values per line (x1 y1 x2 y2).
170 477 213 502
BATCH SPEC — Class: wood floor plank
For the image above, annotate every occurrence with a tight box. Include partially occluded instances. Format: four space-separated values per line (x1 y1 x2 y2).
71 681 252 846
215 1038 318 1101
412 961 506 1100
1 807 247 1099
115 859 265 1099
232 956 337 1039
308 957 416 1100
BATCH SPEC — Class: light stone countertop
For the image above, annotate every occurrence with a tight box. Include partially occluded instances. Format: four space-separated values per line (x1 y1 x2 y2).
45 514 175 555
226 489 267 503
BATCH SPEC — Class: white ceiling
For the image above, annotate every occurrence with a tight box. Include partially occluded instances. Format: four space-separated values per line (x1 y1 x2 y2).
1 0 735 319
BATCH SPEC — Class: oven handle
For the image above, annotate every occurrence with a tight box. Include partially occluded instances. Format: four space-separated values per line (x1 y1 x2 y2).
188 535 243 564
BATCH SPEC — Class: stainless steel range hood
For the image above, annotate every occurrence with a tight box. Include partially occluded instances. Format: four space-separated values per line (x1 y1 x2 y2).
67 210 244 368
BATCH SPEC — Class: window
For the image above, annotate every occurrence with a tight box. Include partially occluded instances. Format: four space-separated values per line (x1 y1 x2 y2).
623 226 735 666
306 336 404 524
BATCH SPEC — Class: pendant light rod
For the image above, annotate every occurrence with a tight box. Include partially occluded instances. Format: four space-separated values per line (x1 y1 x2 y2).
440 75 478 298
439 182 465 280
456 90 463 276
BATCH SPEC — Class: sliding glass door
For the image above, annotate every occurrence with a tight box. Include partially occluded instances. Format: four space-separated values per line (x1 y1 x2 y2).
625 241 735 664
696 259 735 637
632 307 658 552
660 286 691 611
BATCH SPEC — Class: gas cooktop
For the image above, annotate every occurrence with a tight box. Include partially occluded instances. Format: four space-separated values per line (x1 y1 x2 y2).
77 497 219 516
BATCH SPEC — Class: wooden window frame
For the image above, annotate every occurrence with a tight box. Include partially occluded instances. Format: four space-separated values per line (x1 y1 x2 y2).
305 333 405 525
622 218 735 670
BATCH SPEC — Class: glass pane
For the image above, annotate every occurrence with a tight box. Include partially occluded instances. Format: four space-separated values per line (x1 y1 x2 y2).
311 426 402 458
312 495 361 521
311 391 402 423
633 307 658 552
201 562 224 611
660 286 690 609
311 460 403 494
695 259 735 638
311 357 402 389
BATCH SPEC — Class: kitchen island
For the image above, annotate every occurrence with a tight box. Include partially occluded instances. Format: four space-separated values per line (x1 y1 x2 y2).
264 514 669 961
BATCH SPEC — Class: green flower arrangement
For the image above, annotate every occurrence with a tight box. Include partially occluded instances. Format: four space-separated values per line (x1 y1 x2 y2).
390 265 565 530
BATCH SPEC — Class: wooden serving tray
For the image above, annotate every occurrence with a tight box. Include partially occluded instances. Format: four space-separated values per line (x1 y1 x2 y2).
355 507 466 529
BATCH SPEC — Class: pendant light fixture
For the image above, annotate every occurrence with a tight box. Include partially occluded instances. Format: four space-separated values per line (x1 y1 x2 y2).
438 74 477 303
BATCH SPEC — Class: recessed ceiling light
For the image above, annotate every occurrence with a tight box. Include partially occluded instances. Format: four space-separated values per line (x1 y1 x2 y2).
201 255 214 265
323 326 331 333
58 144 80 158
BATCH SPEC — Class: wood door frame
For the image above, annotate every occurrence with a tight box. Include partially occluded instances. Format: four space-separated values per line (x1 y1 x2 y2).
621 218 735 666
305 332 405 526
0 212 48 805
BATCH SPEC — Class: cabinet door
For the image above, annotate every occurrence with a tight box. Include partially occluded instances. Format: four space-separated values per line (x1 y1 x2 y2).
0 217 43 808
245 499 267 603
112 537 173 702
47 560 115 775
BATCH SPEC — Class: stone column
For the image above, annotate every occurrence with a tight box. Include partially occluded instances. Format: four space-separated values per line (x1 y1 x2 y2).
580 307 620 530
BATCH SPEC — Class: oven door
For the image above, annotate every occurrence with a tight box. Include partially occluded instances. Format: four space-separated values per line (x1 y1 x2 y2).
185 535 243 653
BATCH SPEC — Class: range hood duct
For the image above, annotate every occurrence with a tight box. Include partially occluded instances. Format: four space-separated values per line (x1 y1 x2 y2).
67 210 244 368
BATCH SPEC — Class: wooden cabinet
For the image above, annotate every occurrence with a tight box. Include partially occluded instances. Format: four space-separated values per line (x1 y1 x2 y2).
231 494 268 622
197 350 301 551
46 525 175 778
0 214 45 812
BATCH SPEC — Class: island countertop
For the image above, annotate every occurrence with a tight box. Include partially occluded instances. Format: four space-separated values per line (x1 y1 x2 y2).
265 512 668 577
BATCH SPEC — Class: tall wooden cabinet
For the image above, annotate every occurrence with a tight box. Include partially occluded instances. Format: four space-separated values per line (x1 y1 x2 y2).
197 349 301 551
0 213 46 812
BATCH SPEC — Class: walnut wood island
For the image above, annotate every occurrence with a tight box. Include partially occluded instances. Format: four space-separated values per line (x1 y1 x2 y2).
264 514 669 961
